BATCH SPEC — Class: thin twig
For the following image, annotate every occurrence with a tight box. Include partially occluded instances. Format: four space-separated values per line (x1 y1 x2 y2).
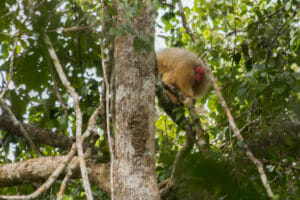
160 81 206 146
57 105 103 199
157 75 208 196
178 0 195 42
269 10 297 48
158 0 175 8
178 3 275 198
202 59 274 198
47 25 91 32
43 34 93 200
101 2 115 200
0 144 77 200
171 130 194 178
239 119 260 132
226 7 286 36
211 100 257 131
49 64 68 115
56 169 71 200
0 37 18 100
0 100 42 157
46 19 112 33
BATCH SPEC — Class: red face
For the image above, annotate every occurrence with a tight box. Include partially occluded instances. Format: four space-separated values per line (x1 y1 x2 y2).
195 66 205 81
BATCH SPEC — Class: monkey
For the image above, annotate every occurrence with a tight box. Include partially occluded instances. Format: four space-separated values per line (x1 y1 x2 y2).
156 48 211 104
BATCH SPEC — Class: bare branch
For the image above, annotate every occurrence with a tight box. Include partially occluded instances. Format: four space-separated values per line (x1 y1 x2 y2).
0 37 18 100
47 25 91 32
0 156 111 198
171 133 194 178
178 0 196 42
101 2 115 199
49 64 68 115
0 100 42 157
57 105 103 199
57 169 71 200
159 81 207 146
158 0 175 8
239 119 260 133
159 178 176 199
176 3 275 197
43 34 93 200
0 113 101 200
0 112 102 153
156 72 209 197
0 144 77 200
3 121 72 151
201 59 274 198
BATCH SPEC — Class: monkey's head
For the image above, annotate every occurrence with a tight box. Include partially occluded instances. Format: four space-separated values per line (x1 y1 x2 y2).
195 66 205 82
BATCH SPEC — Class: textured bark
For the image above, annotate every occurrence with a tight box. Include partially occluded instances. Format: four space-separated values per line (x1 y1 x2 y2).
0 112 73 150
113 1 159 200
0 112 100 153
0 156 110 194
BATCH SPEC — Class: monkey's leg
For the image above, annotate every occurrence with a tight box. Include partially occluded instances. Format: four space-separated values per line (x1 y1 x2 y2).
166 90 180 104
178 84 196 105
177 78 195 98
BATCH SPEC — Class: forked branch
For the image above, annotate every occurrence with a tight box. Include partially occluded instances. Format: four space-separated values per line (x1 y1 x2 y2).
0 100 42 157
43 34 93 200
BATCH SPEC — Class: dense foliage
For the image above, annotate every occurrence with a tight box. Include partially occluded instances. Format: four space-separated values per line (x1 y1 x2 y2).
0 0 299 199
156 0 299 199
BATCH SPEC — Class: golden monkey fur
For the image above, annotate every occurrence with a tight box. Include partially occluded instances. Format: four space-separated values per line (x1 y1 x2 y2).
157 48 211 104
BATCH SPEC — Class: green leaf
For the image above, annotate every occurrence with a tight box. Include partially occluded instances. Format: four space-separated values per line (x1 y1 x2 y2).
109 27 125 36
257 83 266 92
16 45 21 54
203 29 210 39
237 87 247 96
175 111 184 122
133 35 152 53
122 24 136 36
273 87 285 94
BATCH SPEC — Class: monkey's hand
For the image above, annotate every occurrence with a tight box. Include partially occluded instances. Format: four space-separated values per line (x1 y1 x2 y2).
161 82 185 104
184 97 196 106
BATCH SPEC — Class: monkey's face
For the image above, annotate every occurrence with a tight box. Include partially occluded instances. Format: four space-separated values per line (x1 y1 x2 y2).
195 66 205 82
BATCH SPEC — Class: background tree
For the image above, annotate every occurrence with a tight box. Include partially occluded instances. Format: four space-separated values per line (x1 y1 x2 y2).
0 0 299 199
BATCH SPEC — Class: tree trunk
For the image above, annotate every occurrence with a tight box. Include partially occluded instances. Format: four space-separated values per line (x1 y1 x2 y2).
113 1 159 200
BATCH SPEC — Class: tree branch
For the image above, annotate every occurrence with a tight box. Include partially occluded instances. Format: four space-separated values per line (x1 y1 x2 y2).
239 118 260 133
157 79 207 146
158 0 175 9
100 2 115 199
178 0 195 42
177 2 275 198
156 73 208 196
48 64 68 115
47 25 91 32
43 34 93 200
0 112 103 154
57 104 103 199
0 36 18 100
0 107 102 200
0 144 77 200
0 155 110 196
0 100 42 157
201 59 274 198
